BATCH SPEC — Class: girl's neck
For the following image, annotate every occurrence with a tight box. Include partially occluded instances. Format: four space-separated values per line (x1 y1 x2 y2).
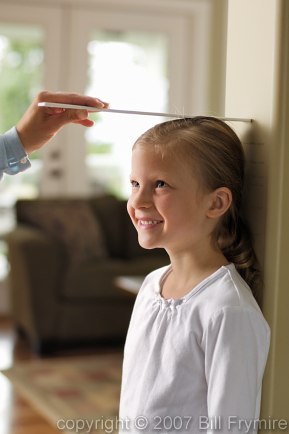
161 248 229 300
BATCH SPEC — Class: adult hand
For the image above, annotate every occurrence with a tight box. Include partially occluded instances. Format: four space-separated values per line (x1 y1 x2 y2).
16 90 109 154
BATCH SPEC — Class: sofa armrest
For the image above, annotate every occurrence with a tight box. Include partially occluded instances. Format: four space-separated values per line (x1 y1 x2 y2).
5 225 67 342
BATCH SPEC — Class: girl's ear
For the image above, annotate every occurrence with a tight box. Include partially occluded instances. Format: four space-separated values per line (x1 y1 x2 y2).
206 187 232 219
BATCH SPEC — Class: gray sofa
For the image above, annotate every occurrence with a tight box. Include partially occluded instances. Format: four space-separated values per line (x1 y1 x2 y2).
6 194 169 354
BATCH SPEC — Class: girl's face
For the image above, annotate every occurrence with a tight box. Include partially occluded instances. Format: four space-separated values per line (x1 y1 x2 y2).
127 145 217 256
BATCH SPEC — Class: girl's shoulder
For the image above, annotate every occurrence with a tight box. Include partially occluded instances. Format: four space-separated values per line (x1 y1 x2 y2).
208 263 259 310
139 264 171 295
184 263 256 306
190 263 269 331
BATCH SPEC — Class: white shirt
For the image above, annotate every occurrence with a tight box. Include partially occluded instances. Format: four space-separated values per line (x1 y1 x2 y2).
119 264 270 434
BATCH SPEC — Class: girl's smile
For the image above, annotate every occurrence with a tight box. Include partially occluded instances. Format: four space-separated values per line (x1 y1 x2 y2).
137 218 164 229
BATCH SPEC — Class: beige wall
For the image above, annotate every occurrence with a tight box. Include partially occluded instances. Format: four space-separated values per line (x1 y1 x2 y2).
226 0 289 425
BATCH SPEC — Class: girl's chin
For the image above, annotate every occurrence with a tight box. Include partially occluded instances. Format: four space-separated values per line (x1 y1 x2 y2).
138 236 160 250
138 242 157 250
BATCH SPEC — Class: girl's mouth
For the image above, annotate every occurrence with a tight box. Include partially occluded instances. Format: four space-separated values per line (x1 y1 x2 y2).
138 219 163 228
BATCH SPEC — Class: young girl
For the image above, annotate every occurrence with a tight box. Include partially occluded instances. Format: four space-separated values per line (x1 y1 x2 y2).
119 117 270 433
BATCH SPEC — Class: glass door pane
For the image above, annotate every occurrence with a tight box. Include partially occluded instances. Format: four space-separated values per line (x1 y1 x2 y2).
85 30 169 197
0 24 44 232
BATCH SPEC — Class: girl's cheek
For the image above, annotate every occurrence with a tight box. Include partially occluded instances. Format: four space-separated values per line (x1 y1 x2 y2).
127 200 135 222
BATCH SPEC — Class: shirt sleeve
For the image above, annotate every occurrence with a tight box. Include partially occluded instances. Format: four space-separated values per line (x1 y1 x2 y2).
0 127 31 180
203 306 270 434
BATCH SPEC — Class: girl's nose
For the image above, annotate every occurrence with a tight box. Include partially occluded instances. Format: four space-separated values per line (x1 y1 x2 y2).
129 188 152 209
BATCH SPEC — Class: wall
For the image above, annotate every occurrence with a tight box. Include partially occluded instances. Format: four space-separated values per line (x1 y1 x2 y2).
225 0 289 424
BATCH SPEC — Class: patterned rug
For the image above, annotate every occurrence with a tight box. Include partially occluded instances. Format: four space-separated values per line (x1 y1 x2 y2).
2 352 123 433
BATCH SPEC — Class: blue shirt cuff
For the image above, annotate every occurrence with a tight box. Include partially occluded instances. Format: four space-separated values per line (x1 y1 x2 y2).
0 127 31 177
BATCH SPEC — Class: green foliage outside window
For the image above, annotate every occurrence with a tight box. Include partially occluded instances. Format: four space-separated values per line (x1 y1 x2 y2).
0 28 43 160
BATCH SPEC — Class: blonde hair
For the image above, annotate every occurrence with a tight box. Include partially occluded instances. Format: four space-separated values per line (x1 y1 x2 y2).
133 116 260 293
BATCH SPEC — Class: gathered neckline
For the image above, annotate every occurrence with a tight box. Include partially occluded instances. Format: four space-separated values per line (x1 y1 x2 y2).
154 263 235 305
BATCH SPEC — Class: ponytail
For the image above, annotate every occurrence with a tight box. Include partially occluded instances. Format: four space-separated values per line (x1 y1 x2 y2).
216 213 261 295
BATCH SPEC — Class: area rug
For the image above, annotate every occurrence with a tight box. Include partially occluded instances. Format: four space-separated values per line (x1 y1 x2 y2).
2 352 123 433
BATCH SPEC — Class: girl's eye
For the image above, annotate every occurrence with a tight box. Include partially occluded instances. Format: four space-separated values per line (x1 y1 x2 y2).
130 180 139 188
156 180 167 188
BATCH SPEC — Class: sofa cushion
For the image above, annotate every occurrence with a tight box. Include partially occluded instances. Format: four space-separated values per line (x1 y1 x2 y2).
16 199 108 265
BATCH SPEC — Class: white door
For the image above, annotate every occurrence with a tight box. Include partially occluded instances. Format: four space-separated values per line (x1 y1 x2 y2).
59 1 225 197
61 8 188 196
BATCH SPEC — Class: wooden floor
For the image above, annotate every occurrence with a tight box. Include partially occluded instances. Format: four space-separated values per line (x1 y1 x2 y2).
0 316 59 434
0 316 93 434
